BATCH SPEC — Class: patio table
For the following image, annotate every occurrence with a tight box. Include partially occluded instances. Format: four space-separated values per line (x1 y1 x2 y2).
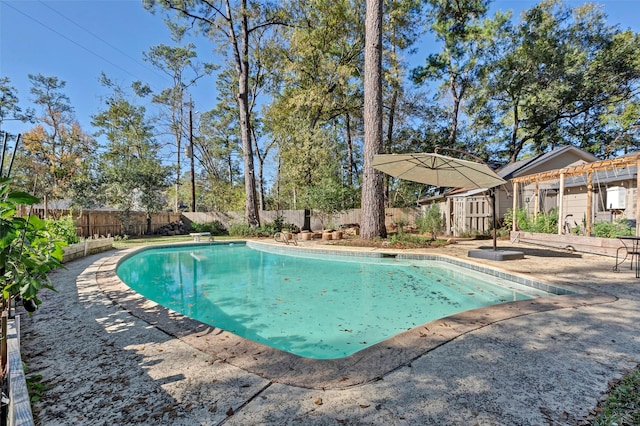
613 236 640 278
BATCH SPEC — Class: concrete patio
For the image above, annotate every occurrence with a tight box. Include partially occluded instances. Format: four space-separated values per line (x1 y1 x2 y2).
20 239 640 425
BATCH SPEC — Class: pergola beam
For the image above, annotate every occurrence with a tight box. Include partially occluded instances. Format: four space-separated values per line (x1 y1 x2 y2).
510 153 640 236
511 154 640 184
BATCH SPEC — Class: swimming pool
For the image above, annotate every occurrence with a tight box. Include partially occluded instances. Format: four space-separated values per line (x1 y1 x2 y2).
116 242 556 359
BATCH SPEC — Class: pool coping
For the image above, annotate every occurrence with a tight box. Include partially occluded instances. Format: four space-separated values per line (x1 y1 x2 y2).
96 240 616 390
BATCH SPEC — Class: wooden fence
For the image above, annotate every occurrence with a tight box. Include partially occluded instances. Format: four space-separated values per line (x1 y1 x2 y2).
18 207 182 238
183 207 423 231
18 206 422 238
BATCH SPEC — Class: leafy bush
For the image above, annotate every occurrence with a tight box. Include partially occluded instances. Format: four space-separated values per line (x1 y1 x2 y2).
1 178 64 311
594 220 634 238
503 207 558 234
45 214 79 245
388 233 430 247
226 218 303 238
282 223 300 233
529 208 558 233
227 223 254 237
503 208 528 231
191 220 228 236
228 223 270 237
392 219 408 236
416 204 443 239
273 215 285 232
268 215 300 233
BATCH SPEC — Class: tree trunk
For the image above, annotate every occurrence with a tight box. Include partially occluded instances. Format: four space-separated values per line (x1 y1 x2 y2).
252 128 266 211
509 100 521 162
384 86 399 208
345 112 355 187
231 0 260 227
361 0 387 240
448 74 460 147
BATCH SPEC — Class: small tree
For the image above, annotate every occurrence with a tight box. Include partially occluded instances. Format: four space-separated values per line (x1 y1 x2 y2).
416 203 443 240
92 77 171 234
304 176 355 230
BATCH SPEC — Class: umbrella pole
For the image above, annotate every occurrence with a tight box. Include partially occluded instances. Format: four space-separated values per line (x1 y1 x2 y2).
492 188 497 251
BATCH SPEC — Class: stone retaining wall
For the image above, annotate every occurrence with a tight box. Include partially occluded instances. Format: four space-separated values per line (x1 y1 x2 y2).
8 317 33 426
62 238 114 263
511 231 621 257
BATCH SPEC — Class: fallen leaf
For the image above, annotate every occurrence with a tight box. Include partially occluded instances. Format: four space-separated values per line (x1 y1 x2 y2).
226 407 234 416
315 398 323 405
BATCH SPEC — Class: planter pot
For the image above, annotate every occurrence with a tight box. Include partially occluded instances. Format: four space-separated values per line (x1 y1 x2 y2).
332 231 343 240
300 231 313 241
322 232 333 241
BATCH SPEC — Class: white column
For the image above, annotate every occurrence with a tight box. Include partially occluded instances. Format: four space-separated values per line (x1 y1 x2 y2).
558 173 565 235
512 181 518 232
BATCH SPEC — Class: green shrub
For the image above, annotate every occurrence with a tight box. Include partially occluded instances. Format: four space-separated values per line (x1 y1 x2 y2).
393 219 408 236
227 223 270 237
503 207 531 232
191 220 228 236
273 215 285 232
227 220 302 238
594 220 634 238
44 214 79 245
503 207 558 234
265 216 300 233
530 208 558 233
1 178 64 310
416 204 443 239
227 223 254 237
260 221 278 236
388 233 430 247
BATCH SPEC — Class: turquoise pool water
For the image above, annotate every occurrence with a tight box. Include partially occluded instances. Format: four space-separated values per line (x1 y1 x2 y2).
116 243 551 359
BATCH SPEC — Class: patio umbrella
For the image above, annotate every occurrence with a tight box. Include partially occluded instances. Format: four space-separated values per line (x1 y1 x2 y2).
373 152 517 257
371 152 505 190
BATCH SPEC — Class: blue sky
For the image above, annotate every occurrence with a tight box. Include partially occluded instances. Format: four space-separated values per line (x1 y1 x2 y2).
1 0 640 153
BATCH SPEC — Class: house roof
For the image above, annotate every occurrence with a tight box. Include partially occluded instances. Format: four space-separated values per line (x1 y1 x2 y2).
497 145 598 180
417 145 599 204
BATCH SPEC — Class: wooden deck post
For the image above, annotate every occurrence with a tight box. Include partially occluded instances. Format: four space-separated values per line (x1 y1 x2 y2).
586 172 593 236
558 173 565 235
534 181 539 220
512 181 518 232
446 198 452 236
636 157 640 236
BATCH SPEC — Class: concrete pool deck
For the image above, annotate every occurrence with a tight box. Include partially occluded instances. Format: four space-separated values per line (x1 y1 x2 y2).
20 239 640 425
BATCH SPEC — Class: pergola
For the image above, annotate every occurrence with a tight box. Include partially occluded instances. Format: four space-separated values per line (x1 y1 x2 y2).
510 153 640 236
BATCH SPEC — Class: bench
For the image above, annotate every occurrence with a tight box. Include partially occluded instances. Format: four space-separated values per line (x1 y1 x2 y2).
189 232 213 242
